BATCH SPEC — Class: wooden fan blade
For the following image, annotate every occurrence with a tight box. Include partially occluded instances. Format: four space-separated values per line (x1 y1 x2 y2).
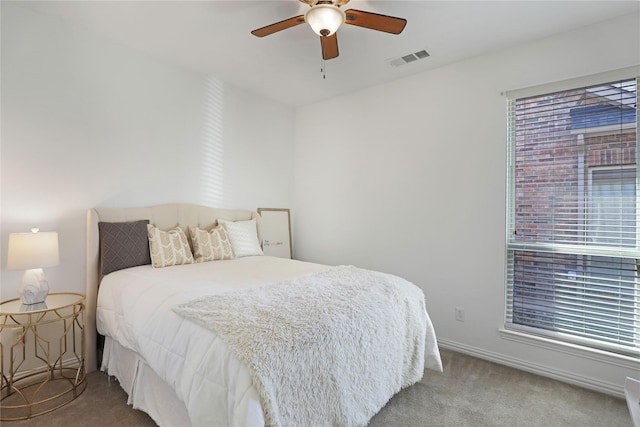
251 15 305 37
344 9 407 34
320 33 339 60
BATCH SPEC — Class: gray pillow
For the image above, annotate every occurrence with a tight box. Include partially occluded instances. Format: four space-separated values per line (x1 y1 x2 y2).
99 220 151 276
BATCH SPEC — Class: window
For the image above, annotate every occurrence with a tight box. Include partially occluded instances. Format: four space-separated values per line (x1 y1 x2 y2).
505 72 639 357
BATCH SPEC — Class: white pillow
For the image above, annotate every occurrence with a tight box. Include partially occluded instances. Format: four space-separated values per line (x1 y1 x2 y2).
218 219 263 258
147 224 194 268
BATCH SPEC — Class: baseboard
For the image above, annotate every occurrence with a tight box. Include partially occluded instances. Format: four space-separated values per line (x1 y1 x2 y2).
437 338 626 399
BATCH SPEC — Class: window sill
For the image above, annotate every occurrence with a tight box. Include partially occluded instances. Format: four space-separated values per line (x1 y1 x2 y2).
498 328 639 370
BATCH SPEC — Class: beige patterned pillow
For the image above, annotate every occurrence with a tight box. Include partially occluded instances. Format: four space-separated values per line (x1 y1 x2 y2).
147 224 194 268
189 225 234 262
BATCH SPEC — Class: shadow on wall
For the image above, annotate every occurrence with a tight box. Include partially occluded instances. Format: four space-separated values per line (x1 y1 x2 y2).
200 77 225 207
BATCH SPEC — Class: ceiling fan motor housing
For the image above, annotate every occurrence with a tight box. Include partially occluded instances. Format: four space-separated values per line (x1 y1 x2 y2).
304 3 346 37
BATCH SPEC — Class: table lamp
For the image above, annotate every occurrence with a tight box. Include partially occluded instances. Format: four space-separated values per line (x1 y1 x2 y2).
7 228 59 304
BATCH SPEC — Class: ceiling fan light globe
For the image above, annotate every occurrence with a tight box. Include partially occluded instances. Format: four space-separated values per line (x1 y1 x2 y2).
304 4 345 37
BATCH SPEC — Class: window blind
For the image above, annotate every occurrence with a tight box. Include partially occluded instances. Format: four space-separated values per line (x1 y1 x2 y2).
505 74 639 357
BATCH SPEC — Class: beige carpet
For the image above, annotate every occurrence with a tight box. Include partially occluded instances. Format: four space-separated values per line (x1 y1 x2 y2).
8 349 631 427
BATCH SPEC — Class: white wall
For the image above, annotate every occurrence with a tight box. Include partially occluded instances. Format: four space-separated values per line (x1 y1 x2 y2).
0 3 296 299
294 13 640 396
2 0 638 399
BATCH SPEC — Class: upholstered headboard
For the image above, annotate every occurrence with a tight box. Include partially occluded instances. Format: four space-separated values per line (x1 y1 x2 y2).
85 203 262 371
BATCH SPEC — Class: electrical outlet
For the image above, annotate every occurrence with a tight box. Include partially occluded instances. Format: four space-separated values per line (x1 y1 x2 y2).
455 307 465 322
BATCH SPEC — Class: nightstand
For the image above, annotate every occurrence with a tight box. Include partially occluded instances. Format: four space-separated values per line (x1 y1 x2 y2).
0 292 87 420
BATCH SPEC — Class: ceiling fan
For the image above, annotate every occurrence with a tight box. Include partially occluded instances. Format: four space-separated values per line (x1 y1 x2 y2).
251 0 407 60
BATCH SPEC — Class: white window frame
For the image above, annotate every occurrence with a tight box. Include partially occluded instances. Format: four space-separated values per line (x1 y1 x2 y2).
504 67 640 357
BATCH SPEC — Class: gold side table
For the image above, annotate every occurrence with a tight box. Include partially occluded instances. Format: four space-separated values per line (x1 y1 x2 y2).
1 292 86 420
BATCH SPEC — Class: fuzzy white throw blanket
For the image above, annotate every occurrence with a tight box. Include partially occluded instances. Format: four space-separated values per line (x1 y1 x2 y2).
173 265 427 427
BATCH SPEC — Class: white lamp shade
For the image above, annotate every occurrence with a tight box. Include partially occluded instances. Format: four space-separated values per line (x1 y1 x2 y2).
7 231 59 270
304 4 346 37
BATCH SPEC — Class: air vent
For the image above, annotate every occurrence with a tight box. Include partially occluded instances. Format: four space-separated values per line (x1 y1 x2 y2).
389 49 430 67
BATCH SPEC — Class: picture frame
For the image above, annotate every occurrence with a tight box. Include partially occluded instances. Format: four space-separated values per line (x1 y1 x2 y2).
257 208 292 259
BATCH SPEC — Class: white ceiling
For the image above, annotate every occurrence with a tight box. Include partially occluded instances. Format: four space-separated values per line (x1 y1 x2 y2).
16 1 640 107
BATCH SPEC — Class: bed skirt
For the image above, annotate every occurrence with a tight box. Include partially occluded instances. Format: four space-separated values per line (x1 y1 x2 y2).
101 337 192 426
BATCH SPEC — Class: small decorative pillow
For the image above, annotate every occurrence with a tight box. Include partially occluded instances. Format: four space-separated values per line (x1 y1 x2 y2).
99 219 151 276
147 224 194 268
218 219 263 258
189 225 234 262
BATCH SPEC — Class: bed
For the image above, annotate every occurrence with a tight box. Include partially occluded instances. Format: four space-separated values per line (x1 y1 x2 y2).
85 203 442 427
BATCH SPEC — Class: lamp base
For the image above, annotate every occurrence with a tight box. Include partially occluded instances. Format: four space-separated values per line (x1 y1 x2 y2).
18 268 50 305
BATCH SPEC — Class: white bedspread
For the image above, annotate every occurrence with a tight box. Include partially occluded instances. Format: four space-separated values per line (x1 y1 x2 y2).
97 256 442 427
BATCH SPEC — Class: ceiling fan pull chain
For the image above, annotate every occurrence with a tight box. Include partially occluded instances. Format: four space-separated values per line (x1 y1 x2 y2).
321 59 326 79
